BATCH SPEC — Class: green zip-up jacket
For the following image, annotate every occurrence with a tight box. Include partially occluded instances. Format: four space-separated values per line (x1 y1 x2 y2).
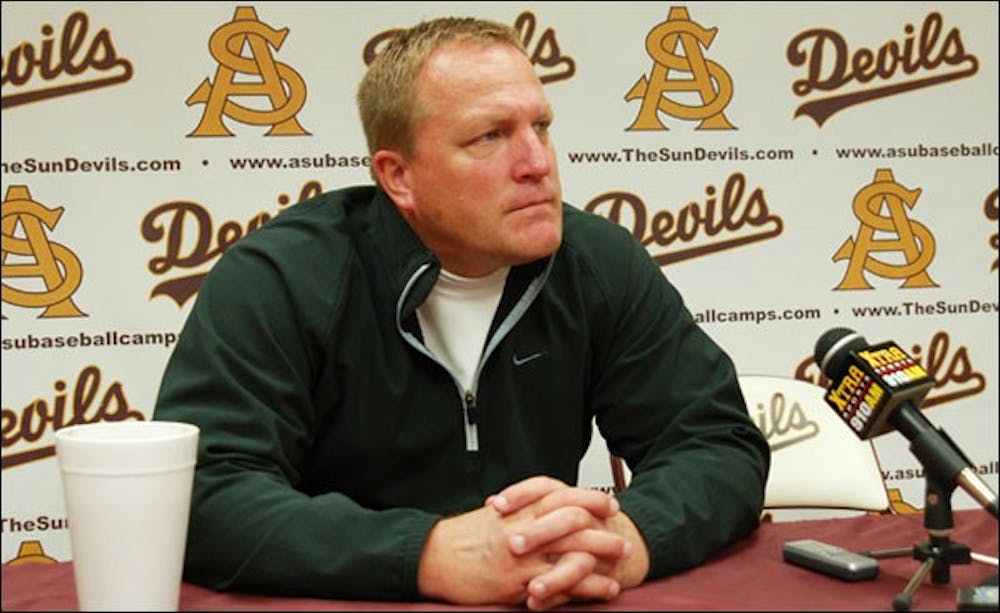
153 185 770 601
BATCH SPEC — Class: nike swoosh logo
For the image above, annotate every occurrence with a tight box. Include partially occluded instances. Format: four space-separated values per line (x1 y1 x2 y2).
512 352 545 366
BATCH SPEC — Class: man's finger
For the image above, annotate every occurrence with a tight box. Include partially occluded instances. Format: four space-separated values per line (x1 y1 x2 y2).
526 593 571 611
526 572 621 610
540 528 631 560
525 551 597 604
488 479 618 520
508 505 598 554
487 476 566 513
528 487 619 519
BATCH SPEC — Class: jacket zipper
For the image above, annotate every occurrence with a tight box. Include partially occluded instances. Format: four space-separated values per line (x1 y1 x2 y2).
396 258 554 453
463 391 479 451
464 391 478 425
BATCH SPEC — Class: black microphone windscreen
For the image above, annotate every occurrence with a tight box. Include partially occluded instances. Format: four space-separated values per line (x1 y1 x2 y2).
814 328 865 378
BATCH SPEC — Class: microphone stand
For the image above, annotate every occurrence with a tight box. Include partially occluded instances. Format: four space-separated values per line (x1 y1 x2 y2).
859 473 998 611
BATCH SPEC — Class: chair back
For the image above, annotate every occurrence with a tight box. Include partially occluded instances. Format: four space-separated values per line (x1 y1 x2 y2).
739 374 891 511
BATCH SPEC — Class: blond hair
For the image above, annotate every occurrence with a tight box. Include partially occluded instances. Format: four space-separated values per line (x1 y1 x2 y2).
357 17 526 158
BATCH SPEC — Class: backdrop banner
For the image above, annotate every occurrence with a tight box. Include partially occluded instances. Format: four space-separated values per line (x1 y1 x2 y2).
2 1 997 563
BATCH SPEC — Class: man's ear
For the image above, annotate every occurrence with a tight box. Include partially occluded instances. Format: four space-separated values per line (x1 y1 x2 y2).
372 150 415 212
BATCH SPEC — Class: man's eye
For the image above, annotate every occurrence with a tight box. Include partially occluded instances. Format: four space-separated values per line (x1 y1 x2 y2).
480 130 502 142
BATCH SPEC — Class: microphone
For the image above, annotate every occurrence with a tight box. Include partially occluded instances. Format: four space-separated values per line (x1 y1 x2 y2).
814 327 998 519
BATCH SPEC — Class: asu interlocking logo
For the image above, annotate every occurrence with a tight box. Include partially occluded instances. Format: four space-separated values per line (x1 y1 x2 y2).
1 186 86 318
625 6 736 131
186 6 310 137
833 169 937 290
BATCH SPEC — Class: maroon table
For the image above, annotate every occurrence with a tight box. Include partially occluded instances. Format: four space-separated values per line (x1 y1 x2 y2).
3 509 996 611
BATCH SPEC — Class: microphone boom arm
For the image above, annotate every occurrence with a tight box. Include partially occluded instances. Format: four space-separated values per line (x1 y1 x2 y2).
892 404 999 519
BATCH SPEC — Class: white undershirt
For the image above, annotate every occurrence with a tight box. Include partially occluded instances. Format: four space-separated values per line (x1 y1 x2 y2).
417 267 510 391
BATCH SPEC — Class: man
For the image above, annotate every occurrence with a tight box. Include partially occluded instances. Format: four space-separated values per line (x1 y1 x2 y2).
153 16 770 611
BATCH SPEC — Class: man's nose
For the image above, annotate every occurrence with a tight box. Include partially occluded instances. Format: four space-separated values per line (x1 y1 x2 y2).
512 129 552 181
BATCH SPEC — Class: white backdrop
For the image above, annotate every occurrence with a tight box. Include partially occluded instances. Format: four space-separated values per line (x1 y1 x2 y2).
2 1 997 564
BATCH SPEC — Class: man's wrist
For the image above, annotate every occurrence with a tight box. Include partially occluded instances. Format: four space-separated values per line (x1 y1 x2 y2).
609 510 650 588
416 518 450 601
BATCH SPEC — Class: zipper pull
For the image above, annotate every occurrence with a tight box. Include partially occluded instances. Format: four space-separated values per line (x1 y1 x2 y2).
464 391 478 426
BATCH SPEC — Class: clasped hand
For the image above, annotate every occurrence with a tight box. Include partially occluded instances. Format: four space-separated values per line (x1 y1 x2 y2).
417 476 649 610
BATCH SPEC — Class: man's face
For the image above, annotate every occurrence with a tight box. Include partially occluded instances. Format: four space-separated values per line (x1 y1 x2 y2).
401 41 563 277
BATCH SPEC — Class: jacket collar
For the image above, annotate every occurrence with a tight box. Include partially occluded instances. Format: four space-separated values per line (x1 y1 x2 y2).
363 186 554 318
